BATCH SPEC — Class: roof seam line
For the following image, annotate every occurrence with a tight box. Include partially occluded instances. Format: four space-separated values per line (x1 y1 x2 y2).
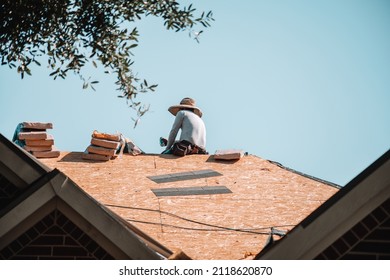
157 199 163 233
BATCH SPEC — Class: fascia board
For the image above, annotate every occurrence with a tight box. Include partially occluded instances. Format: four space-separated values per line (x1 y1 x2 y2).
52 172 164 260
0 180 57 248
260 158 390 259
0 134 49 187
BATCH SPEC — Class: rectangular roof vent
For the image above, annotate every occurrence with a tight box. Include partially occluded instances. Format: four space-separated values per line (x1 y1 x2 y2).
147 169 222 184
152 186 231 197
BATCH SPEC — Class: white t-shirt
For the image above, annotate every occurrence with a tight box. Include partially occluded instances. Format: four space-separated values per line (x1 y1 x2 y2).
166 110 206 150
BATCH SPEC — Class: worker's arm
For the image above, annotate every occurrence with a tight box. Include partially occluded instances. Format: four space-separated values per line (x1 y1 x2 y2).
166 111 184 149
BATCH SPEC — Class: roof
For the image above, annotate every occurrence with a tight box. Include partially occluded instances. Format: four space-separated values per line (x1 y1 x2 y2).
256 149 390 259
38 150 339 259
0 133 171 260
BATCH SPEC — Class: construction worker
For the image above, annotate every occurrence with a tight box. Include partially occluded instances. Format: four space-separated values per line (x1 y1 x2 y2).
161 97 207 156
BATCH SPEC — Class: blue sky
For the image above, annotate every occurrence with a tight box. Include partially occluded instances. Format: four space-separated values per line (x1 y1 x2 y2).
1 0 389 186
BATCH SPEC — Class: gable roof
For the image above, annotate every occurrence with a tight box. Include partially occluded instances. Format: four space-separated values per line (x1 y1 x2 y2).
38 149 339 259
256 149 390 259
0 133 171 260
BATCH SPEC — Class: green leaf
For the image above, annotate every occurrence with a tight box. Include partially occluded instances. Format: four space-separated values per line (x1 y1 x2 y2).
0 0 213 114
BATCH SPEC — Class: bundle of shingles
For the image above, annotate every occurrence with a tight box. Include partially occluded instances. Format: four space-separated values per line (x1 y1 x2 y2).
214 149 245 161
82 130 123 161
16 122 60 158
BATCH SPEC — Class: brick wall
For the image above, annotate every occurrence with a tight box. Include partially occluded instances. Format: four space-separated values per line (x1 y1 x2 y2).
316 198 390 260
0 210 114 260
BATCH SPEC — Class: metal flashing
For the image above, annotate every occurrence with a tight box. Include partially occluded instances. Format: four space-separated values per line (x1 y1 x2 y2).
152 186 232 197
147 169 222 184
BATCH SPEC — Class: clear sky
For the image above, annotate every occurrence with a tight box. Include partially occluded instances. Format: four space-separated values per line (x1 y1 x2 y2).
0 0 389 186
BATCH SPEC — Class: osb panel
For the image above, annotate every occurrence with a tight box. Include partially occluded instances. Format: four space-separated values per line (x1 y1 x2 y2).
40 152 338 260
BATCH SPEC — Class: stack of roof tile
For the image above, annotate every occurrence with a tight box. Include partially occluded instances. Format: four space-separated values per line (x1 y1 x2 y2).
214 149 245 161
82 130 123 161
17 122 60 158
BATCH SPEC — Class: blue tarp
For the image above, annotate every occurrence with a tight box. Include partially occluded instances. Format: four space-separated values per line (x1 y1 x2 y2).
12 123 25 148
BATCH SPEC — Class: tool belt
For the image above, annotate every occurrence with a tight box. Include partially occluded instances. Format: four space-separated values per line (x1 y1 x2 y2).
172 140 208 157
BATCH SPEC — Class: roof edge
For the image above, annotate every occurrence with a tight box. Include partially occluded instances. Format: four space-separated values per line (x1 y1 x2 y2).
301 148 390 228
0 133 51 174
0 168 61 219
266 159 341 189
255 148 390 259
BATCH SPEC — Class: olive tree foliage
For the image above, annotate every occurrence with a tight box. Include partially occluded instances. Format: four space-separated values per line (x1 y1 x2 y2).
0 0 213 114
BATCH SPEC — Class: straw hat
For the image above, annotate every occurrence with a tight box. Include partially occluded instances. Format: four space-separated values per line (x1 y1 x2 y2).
168 97 203 118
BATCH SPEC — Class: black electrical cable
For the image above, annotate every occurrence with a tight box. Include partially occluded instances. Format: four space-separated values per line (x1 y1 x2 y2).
105 203 295 235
